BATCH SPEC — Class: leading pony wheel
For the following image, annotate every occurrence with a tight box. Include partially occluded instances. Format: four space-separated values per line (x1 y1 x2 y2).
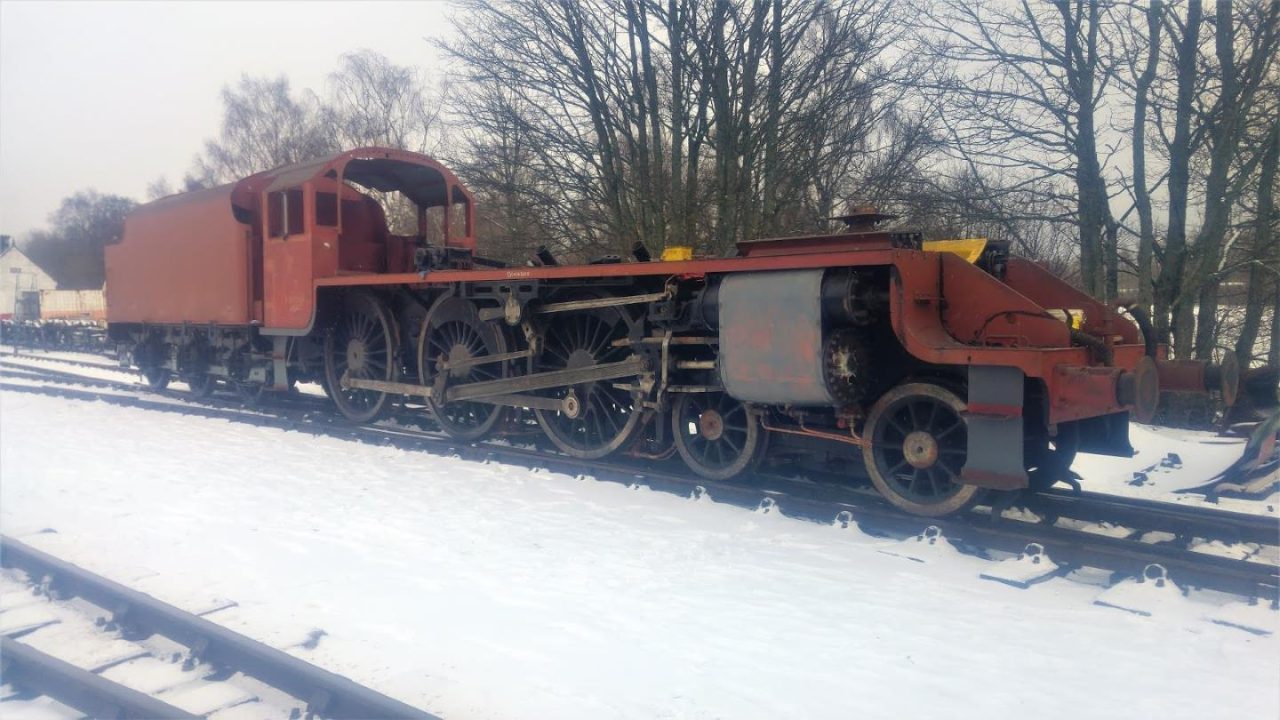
861 382 984 517
325 293 399 423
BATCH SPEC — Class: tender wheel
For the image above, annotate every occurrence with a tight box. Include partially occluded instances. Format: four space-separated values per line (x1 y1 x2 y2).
861 382 984 517
417 296 508 441
183 373 216 398
672 391 765 480
235 380 266 405
142 367 170 391
532 305 641 459
325 293 398 423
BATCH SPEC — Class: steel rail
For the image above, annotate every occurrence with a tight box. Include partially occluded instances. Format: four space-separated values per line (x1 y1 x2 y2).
3 375 1277 599
4 350 122 371
0 362 138 390
1030 489 1278 547
0 536 439 720
0 362 331 415
0 636 199 720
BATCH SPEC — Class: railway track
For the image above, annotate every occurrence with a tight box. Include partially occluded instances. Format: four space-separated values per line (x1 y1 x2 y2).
3 357 1278 601
3 349 124 372
0 535 437 719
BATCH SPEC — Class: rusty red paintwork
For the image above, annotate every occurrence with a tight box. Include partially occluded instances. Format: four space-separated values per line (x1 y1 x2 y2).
309 241 1169 426
106 182 255 326
108 148 474 330
110 147 1224 436
1156 359 1214 394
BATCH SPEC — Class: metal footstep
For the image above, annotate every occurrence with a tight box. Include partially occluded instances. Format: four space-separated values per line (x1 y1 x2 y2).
979 543 1061 588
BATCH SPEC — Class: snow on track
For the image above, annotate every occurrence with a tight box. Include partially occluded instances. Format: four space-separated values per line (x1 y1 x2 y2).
0 568 300 719
1074 422 1279 514
1 389 1277 720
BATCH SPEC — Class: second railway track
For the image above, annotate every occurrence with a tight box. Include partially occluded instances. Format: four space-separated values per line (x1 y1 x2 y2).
0 535 438 719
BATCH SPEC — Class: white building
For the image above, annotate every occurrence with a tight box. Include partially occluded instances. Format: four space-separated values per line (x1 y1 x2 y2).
0 236 58 320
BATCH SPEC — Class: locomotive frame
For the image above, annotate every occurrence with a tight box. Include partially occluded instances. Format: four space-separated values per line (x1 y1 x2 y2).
105 148 1234 516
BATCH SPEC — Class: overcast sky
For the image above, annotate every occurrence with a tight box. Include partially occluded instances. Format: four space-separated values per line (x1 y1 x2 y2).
0 0 454 237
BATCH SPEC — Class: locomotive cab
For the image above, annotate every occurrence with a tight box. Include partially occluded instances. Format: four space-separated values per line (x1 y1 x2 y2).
245 149 476 330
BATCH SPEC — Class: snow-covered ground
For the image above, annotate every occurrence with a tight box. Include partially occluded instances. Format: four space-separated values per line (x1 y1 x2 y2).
1 388 1277 719
1075 422 1278 511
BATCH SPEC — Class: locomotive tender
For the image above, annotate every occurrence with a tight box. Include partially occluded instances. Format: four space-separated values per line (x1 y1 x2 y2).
106 148 1232 516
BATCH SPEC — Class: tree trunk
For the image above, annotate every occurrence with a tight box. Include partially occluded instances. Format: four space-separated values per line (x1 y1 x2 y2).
1271 280 1280 368
1132 0 1162 308
1155 0 1202 354
667 0 685 249
760 0 783 234
711 0 735 252
1059 0 1108 299
1192 0 1242 360
1236 118 1279 365
561 3 632 247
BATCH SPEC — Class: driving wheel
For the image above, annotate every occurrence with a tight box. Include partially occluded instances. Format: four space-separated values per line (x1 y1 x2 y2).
532 302 641 459
325 293 398 423
418 295 508 441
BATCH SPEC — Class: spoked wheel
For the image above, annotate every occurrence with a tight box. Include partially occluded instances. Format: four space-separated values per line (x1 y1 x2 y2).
418 296 508 441
182 373 216 398
532 305 642 459
325 293 399 423
861 383 983 517
235 380 266 405
142 367 170 391
671 391 765 480
177 338 215 398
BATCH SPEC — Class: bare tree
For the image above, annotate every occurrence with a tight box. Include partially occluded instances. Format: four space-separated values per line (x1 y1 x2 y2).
145 176 174 201
21 191 138 289
1233 116 1279 365
1188 0 1280 359
188 75 335 187
910 0 1124 299
448 85 566 262
1124 0 1163 308
442 0 904 257
323 50 444 153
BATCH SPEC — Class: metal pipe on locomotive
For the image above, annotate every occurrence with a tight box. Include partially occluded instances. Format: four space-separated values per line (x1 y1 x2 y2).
104 148 1236 516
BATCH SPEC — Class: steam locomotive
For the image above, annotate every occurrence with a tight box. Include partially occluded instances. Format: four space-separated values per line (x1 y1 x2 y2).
105 148 1233 516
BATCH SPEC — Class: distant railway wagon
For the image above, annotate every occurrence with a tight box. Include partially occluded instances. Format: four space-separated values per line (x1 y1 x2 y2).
36 289 106 322
0 289 107 351
105 147 1235 516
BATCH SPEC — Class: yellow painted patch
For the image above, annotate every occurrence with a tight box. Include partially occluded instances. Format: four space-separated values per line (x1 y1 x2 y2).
922 238 989 264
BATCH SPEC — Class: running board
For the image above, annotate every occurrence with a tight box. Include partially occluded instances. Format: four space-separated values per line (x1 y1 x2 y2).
477 291 670 322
